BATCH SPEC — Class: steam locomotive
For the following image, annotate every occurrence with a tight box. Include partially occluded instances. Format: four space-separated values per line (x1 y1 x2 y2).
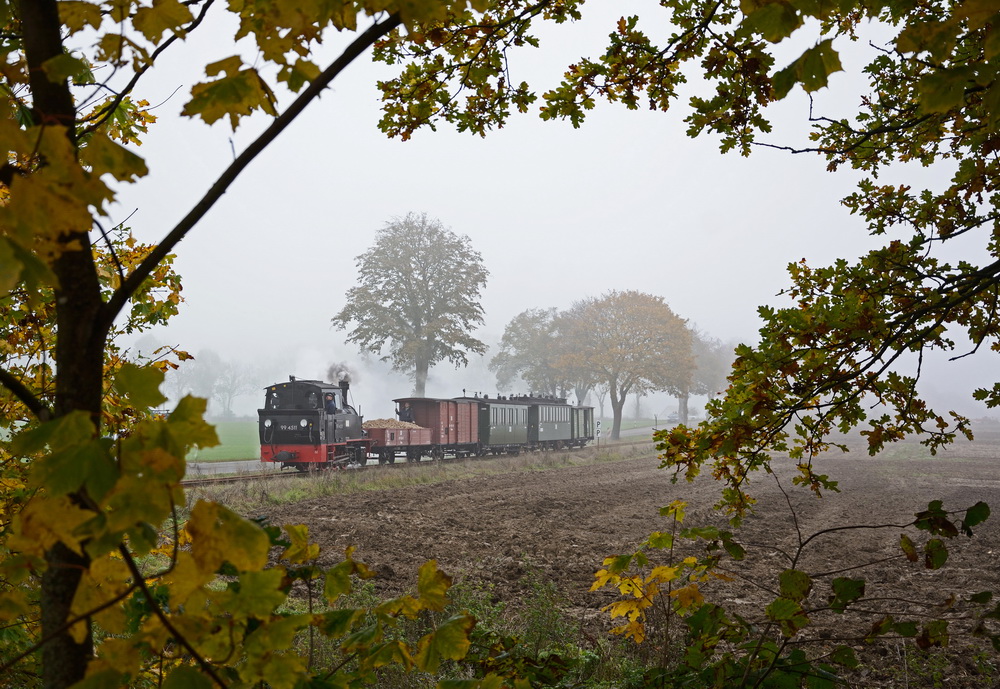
258 377 595 471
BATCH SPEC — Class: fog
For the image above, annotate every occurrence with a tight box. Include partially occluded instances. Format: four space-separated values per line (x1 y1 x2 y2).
113 6 995 422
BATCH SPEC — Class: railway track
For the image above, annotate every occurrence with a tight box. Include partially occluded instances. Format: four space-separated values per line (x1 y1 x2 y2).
180 439 658 488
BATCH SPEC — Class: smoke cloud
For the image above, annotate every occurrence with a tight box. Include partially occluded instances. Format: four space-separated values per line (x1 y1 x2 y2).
327 362 356 384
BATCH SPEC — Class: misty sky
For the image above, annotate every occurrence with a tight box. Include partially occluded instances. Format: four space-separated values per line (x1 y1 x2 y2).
108 5 993 419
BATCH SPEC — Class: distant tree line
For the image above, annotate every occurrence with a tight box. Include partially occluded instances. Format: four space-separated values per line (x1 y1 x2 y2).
163 350 266 418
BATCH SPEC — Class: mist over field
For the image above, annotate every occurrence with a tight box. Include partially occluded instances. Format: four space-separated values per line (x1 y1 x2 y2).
116 3 995 426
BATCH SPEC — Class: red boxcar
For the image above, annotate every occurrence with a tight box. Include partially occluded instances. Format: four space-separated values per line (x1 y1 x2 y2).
394 397 479 452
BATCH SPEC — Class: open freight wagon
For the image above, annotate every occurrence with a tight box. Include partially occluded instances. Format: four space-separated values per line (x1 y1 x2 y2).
367 397 480 463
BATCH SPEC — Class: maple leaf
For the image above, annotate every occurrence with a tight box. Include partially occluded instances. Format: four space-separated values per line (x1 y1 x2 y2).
183 58 278 129
132 0 194 43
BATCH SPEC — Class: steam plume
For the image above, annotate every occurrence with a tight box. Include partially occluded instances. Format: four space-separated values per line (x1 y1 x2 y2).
326 362 356 384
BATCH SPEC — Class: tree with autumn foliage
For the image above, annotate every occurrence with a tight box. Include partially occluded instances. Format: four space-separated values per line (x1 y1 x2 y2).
490 307 570 397
332 212 489 397
558 291 693 441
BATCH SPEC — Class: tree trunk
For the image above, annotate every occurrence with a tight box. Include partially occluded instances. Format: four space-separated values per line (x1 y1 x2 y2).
47 224 103 689
594 390 606 419
23 2 102 685
610 390 625 440
678 390 689 424
414 356 429 396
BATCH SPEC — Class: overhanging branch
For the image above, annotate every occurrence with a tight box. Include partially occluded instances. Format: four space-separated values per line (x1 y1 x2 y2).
99 13 403 335
0 367 50 421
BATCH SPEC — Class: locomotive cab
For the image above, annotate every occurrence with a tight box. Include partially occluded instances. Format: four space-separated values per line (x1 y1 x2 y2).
258 377 365 469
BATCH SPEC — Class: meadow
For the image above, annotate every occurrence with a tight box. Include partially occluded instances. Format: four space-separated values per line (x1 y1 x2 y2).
187 420 260 461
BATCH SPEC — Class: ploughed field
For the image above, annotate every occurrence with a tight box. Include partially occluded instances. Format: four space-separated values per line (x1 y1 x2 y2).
262 426 1000 684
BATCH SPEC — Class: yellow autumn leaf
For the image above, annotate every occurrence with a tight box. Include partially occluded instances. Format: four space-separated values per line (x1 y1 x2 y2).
246 652 309 689
281 523 320 564
375 593 423 619
610 619 646 643
83 637 143 681
591 568 617 591
71 554 132 635
132 0 194 43
664 499 687 521
417 560 451 611
670 583 705 609
182 63 278 129
0 477 26 491
614 574 644 598
604 596 652 621
80 133 149 182
8 495 93 556
646 565 679 583
186 500 269 574
413 613 474 673
163 550 215 605
221 568 288 619
0 589 30 622
100 473 175 534
58 0 103 34
168 609 241 660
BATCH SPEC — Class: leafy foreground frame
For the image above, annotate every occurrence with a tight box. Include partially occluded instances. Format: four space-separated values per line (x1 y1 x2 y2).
2 0 999 687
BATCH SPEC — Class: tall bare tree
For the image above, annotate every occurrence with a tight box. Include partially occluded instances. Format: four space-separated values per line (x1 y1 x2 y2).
333 213 489 396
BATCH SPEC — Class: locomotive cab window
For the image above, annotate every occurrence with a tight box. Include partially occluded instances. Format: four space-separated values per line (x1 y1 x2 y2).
266 389 291 409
